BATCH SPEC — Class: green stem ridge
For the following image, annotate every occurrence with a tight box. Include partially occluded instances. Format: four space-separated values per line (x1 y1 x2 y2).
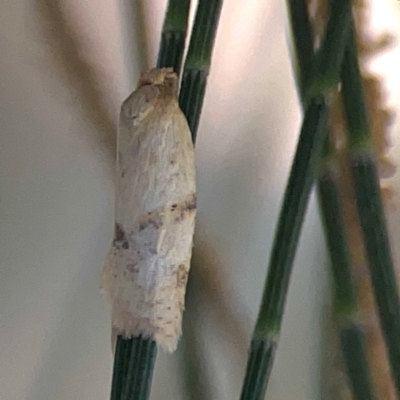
111 336 133 400
123 336 158 399
184 0 223 70
111 336 157 400
179 69 207 143
157 0 191 75
157 32 187 75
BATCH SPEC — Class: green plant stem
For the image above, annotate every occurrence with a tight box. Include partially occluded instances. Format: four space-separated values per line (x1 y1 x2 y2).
349 157 400 395
240 97 328 400
306 0 352 98
318 167 356 316
286 0 314 93
177 1 224 394
340 21 400 397
157 0 191 75
111 335 157 400
287 1 376 398
318 147 376 400
339 325 375 400
179 0 223 143
111 336 133 400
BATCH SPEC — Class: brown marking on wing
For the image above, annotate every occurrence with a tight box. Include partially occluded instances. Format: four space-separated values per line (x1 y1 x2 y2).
113 223 129 249
176 264 188 288
171 193 197 222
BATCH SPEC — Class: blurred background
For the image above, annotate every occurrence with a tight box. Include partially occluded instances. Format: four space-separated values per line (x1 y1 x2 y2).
1 0 400 399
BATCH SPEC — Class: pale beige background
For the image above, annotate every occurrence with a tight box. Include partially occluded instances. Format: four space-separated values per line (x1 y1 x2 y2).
1 1 400 399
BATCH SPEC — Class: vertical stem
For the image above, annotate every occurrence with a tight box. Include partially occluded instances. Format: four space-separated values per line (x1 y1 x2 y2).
111 336 133 400
318 150 376 400
306 0 352 97
286 0 314 92
157 0 191 75
287 1 377 399
110 336 157 400
341 22 400 396
241 1 376 398
240 97 329 400
179 0 224 142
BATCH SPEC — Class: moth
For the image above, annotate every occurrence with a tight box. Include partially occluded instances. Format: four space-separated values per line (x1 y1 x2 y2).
102 68 196 353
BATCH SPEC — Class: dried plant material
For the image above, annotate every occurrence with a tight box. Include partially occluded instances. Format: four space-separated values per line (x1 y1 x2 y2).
351 0 395 61
307 0 394 60
307 0 327 48
102 68 196 353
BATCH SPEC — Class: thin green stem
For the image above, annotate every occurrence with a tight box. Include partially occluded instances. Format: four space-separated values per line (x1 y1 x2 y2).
157 0 191 75
306 0 352 98
341 25 370 152
318 148 376 400
340 325 376 400
317 138 358 317
350 155 400 393
240 97 328 400
340 21 400 397
178 2 224 396
110 336 157 400
286 1 376 398
179 0 223 142
318 167 357 317
254 97 328 337
179 69 207 143
240 338 276 400
111 336 133 400
286 0 314 93
241 1 375 399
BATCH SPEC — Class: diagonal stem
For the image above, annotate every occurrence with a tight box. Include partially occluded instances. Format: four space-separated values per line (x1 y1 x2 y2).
179 0 224 143
240 97 328 400
340 21 400 397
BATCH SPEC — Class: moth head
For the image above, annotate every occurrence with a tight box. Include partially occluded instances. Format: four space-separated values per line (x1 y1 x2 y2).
138 68 178 97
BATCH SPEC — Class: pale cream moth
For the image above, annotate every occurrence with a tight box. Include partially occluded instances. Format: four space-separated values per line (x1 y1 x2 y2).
102 68 196 352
